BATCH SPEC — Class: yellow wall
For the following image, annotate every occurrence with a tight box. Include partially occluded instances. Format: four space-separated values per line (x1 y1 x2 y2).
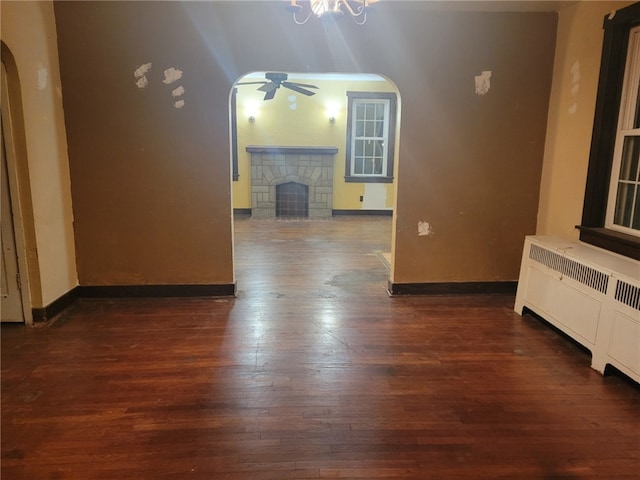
537 1 633 241
233 74 398 211
1 1 77 308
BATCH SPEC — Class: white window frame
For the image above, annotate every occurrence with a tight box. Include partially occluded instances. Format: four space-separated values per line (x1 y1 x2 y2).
350 98 390 177
344 91 396 183
606 25 640 236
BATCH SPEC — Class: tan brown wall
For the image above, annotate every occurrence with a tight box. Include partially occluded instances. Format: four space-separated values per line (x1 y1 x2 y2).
537 1 633 242
53 1 557 286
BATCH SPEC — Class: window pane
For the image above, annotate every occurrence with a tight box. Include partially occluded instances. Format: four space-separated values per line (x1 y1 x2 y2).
354 156 364 175
619 136 640 181
374 140 384 156
374 157 383 175
614 182 635 226
365 140 374 157
354 140 364 156
364 120 373 137
633 188 640 229
365 104 375 121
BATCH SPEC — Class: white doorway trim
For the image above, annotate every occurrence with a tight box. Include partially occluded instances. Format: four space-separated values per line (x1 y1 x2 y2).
2 61 33 325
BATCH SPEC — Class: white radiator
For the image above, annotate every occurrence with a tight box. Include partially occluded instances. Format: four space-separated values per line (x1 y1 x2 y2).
515 236 640 384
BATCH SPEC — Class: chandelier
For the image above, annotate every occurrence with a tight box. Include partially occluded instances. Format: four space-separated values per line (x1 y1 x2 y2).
289 0 372 25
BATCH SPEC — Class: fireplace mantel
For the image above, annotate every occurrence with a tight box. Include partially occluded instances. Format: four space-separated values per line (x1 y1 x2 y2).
246 145 338 156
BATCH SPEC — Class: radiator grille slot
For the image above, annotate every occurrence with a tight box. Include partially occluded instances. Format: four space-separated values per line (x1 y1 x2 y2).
529 244 609 294
615 280 640 311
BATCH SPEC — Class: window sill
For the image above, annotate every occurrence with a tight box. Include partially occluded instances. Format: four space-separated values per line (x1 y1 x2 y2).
344 176 393 184
576 226 640 261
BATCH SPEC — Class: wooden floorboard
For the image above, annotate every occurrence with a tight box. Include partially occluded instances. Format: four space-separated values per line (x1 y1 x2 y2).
2 216 639 479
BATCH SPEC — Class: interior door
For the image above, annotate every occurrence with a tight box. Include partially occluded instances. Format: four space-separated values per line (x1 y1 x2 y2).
1 110 24 323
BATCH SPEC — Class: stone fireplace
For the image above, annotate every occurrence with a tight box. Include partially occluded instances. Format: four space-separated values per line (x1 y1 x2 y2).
246 145 338 218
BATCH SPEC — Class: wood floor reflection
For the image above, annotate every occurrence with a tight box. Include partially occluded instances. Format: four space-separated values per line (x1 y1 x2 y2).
2 216 639 479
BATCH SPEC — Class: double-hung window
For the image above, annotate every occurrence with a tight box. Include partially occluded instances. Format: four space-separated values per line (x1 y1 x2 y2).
606 26 640 234
579 2 640 260
345 91 396 183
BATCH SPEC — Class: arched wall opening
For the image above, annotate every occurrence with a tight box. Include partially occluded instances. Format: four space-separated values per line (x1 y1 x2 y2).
229 71 401 290
1 41 39 324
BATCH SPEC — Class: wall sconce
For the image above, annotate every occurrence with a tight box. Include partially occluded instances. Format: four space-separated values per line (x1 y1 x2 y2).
245 101 259 124
326 101 340 124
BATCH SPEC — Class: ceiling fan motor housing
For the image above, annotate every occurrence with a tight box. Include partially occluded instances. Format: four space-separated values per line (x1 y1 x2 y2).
265 72 289 83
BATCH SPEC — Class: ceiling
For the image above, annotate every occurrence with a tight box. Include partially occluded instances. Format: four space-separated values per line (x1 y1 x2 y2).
372 0 579 12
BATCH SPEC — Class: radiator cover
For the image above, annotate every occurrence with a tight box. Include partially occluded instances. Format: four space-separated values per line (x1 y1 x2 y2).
515 236 640 384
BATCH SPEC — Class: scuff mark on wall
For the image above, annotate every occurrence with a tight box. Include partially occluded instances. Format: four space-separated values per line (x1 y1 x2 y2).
475 70 492 95
418 221 434 237
568 61 580 115
134 62 152 88
37 65 48 90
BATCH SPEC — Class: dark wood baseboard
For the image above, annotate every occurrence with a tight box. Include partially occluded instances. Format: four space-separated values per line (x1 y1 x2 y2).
387 281 517 296
30 284 236 323
32 286 81 323
332 209 393 216
234 209 393 217
78 284 236 298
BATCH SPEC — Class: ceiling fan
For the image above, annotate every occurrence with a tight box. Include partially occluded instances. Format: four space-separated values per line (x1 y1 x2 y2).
237 72 319 100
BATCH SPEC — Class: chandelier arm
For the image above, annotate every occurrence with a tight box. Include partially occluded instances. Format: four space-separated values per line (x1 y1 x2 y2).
352 11 367 25
340 0 366 18
292 9 314 25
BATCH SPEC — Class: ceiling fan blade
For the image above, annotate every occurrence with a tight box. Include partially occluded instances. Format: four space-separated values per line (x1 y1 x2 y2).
282 82 317 96
284 81 318 89
258 82 279 93
263 88 278 100
236 81 268 86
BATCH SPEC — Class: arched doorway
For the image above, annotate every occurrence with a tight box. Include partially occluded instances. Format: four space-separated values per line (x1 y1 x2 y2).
229 71 400 293
1 43 36 324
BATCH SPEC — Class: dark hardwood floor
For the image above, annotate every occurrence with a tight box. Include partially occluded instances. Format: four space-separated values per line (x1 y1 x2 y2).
2 216 639 479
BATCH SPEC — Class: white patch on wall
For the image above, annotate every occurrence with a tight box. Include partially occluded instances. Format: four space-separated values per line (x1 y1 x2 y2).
134 63 186 109
136 76 149 89
134 62 152 88
163 67 183 85
37 66 48 91
362 183 388 210
418 221 434 237
569 61 580 115
288 95 297 110
474 70 492 96
164 68 185 108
